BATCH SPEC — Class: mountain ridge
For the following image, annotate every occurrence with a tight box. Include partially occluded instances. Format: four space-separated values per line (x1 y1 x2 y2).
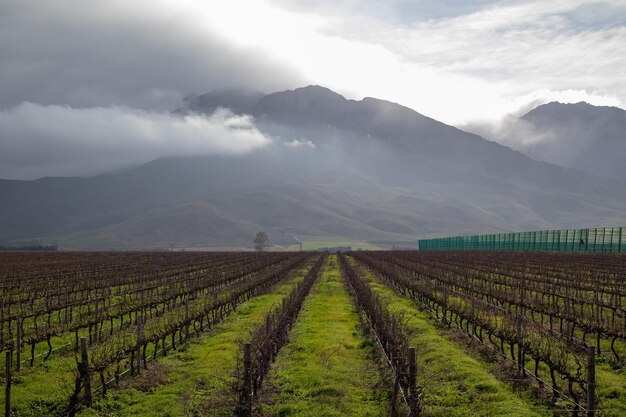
515 100 626 181
2 86 626 249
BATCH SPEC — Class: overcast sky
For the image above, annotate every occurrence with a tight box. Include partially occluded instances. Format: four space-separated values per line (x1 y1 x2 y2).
1 0 624 179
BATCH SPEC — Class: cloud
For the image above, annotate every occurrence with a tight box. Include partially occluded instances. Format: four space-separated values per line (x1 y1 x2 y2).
253 0 626 124
461 88 623 147
463 115 552 149
0 103 272 180
3 0 623 126
283 139 316 148
1 0 625 180
0 0 304 110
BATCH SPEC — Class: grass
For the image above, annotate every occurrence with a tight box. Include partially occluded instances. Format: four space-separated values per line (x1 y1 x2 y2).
1 261 314 417
350 258 552 417
74 262 315 417
6 253 625 417
257 255 388 416
593 361 626 417
1 354 77 417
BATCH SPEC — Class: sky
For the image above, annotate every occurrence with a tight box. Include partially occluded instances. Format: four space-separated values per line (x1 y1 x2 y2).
1 0 624 179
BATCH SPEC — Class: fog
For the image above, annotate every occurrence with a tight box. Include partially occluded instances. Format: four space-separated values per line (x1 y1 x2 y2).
0 104 272 179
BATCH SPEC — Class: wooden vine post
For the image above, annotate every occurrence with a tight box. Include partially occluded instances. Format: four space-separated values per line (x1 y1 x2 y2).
0 299 4 348
79 337 92 407
518 279 526 376
409 346 419 417
471 298 476 335
391 373 400 417
565 298 572 342
136 314 143 375
236 342 252 417
516 314 524 376
5 348 12 417
185 297 189 340
16 315 21 372
587 345 596 417
442 288 449 325
390 315 399 416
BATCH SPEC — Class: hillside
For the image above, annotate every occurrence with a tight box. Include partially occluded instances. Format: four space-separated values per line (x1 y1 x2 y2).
2 87 626 249
498 102 626 182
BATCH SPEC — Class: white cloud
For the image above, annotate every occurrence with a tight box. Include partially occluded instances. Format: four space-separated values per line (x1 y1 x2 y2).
283 139 316 148
200 0 625 124
4 0 623 126
0 104 272 180
2 0 625 179
460 87 624 149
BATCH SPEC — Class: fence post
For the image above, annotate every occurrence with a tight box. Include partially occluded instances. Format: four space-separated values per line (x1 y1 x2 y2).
16 315 21 372
0 299 4 348
140 285 145 316
136 314 143 375
516 314 523 376
471 298 476 336
265 315 271 333
587 345 596 417
442 288 449 325
5 348 12 417
185 298 189 340
408 346 418 417
390 375 399 417
80 337 92 407
243 343 252 417
565 298 572 342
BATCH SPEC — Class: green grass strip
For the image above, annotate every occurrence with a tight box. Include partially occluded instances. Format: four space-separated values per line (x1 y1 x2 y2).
257 255 388 417
68 261 315 417
352 259 552 417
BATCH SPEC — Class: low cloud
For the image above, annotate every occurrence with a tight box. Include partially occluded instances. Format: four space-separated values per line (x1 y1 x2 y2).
462 88 623 148
0 104 272 180
283 139 316 148
464 117 552 150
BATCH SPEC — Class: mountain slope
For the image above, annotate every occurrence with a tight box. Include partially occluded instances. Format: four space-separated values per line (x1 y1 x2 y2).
2 87 626 249
505 102 626 181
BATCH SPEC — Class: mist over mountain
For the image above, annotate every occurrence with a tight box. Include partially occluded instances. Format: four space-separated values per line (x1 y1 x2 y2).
470 101 626 182
520 102 626 182
176 89 266 116
2 86 626 249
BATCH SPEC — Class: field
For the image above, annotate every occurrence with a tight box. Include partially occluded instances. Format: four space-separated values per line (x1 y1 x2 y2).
0 251 625 416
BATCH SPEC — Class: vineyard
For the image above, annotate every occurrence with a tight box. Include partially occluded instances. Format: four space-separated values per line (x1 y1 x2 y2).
1 251 625 416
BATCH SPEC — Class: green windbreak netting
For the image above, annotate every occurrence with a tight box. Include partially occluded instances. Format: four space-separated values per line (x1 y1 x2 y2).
418 227 625 252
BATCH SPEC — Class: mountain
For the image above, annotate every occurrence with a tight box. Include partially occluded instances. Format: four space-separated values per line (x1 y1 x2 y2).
505 102 626 182
2 86 626 249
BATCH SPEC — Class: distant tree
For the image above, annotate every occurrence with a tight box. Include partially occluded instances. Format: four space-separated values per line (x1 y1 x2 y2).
253 231 269 251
